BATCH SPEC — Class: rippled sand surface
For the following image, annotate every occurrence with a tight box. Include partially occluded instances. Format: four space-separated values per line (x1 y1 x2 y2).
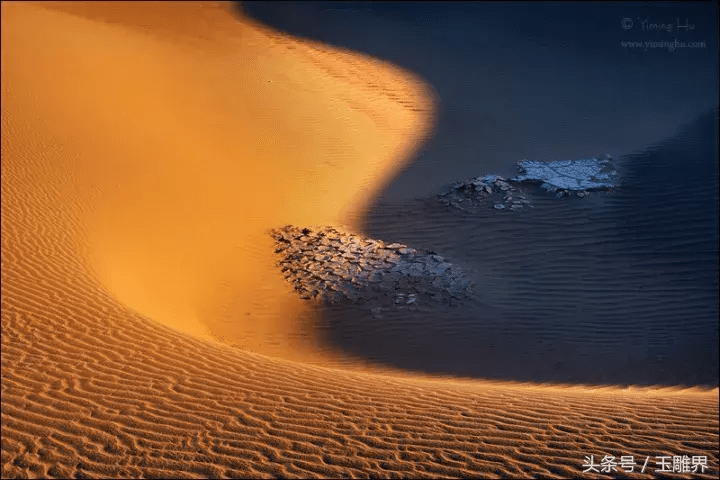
2 2 717 478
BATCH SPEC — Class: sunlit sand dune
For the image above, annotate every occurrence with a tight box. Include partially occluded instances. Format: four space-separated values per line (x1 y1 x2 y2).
2 0 435 358
2 2 717 478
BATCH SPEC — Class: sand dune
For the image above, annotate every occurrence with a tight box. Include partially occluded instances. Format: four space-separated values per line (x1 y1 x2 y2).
2 2 717 479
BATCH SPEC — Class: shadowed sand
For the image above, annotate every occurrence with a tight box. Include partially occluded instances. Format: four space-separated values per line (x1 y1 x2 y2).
2 2 717 478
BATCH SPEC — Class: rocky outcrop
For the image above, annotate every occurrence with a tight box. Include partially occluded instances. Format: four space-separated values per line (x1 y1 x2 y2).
439 154 617 208
438 174 532 211
271 225 473 306
513 154 617 196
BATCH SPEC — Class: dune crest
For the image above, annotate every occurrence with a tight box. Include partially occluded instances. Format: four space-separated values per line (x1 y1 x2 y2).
3 1 434 351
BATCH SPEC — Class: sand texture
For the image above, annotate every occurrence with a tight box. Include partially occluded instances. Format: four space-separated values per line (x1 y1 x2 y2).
2 2 718 479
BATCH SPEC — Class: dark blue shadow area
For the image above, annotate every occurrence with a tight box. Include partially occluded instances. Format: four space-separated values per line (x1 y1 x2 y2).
329 109 718 386
613 107 719 259
238 1 718 200
236 2 718 386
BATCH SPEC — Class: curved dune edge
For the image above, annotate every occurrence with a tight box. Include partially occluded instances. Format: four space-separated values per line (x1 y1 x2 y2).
2 2 717 479
2 0 436 359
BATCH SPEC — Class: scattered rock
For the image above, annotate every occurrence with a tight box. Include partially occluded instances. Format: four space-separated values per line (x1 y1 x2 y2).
439 154 616 210
438 174 532 212
513 154 617 192
271 225 474 307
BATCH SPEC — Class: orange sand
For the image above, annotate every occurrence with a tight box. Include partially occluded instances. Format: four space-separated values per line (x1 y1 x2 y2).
2 2 717 478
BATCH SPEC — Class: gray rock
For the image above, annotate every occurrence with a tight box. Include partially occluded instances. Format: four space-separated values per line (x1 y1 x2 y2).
440 154 616 211
441 174 532 211
399 262 426 277
513 155 617 191
270 225 473 306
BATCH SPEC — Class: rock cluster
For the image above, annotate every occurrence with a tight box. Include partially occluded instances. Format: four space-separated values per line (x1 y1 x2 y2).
439 154 617 207
438 174 532 211
271 225 473 306
513 154 617 195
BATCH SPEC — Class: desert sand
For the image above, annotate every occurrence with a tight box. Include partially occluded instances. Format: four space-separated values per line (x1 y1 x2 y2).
2 2 717 478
